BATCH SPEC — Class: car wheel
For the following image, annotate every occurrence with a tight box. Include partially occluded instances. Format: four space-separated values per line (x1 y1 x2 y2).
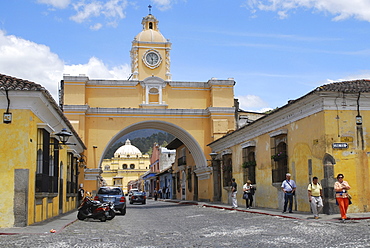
120 207 126 216
143 201 146 205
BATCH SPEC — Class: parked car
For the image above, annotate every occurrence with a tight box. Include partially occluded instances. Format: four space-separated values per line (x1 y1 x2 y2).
128 188 139 200
130 192 146 204
94 187 126 215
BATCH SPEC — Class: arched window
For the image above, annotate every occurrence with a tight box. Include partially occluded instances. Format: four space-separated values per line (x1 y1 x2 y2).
123 164 128 169
149 87 159 104
272 140 288 183
149 22 153 29
130 164 135 169
104 165 110 170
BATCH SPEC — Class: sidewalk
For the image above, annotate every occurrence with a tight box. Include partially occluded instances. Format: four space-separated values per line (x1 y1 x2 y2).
1 200 370 235
160 199 370 222
0 210 78 235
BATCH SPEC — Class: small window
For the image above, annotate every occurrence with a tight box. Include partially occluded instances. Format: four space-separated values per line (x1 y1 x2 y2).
130 164 135 169
123 164 128 169
149 87 159 94
149 22 153 29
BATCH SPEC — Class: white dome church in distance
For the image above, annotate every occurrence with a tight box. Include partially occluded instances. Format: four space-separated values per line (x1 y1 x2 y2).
101 139 150 194
114 139 142 158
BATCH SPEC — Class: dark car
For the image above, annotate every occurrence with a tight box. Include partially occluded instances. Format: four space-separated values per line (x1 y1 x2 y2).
128 188 139 200
129 192 146 204
94 187 126 215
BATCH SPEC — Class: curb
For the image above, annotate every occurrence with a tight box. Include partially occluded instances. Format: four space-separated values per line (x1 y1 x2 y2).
160 199 370 221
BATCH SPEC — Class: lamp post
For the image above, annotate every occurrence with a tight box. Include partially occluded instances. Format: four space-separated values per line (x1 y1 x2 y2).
55 128 73 145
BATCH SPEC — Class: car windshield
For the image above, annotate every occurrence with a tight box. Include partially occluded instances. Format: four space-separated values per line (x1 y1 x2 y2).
98 188 122 195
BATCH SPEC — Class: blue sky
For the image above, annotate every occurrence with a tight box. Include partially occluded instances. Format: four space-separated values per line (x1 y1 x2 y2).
1 0 370 112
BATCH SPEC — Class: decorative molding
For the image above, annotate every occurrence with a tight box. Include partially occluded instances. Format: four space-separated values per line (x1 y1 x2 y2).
241 140 256 148
194 166 212 180
269 129 288 137
37 123 55 133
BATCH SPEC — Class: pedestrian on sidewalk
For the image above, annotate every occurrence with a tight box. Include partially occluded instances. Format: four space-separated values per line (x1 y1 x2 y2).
78 184 84 204
231 178 238 208
243 180 255 209
334 173 351 222
281 173 296 213
154 189 158 201
307 176 323 219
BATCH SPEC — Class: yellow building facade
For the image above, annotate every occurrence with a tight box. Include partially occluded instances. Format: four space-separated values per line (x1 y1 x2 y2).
101 139 150 194
0 74 85 228
209 80 370 214
61 13 236 201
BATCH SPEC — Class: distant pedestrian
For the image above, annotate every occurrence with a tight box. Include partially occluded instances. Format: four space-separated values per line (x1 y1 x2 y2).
281 173 296 213
334 174 351 222
243 180 255 209
165 187 169 199
307 177 323 219
231 178 238 208
154 190 158 201
78 184 84 204
158 188 162 199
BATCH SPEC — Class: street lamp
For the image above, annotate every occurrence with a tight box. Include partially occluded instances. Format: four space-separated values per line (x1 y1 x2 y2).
55 128 73 145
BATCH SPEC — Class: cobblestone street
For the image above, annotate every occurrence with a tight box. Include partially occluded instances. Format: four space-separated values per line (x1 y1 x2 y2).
1 200 370 247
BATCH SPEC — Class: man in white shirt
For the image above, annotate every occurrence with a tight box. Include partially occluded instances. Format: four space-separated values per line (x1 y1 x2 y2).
307 176 323 219
281 173 296 213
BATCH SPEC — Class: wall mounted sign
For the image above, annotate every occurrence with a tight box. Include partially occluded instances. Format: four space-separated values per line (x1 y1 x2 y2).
332 143 348 149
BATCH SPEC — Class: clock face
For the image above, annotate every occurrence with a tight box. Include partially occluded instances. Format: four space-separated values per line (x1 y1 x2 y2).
146 52 159 66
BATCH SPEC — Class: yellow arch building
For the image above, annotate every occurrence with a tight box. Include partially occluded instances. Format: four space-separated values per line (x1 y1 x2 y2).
61 12 236 201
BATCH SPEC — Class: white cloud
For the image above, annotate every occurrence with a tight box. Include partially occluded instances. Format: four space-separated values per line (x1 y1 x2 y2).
0 30 64 98
152 0 173 11
64 57 130 79
244 0 370 22
0 31 130 101
37 0 71 9
327 71 370 83
70 0 128 25
90 23 103 30
236 94 272 112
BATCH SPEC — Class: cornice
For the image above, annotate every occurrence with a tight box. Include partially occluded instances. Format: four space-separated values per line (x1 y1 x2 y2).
209 91 370 152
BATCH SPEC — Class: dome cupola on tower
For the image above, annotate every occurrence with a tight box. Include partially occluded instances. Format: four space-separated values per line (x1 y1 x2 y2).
114 139 142 158
134 14 167 43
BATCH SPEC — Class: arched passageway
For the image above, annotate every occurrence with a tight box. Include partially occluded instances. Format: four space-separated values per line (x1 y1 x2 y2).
100 120 207 171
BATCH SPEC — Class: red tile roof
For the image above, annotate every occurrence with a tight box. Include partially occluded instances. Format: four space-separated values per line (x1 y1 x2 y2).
315 79 370 93
0 73 86 149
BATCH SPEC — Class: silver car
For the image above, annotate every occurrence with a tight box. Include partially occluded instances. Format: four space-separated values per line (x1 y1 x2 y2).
95 187 126 215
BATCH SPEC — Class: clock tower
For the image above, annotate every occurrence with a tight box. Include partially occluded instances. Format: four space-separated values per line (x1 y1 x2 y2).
130 11 171 81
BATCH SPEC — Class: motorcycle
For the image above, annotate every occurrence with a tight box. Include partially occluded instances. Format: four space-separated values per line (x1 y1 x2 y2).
77 196 115 222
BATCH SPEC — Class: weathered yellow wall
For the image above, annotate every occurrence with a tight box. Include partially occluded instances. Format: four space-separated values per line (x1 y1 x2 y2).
324 110 370 212
0 109 39 227
221 107 370 213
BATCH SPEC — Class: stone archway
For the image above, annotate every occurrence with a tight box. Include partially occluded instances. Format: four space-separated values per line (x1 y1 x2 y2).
322 153 338 214
99 120 207 173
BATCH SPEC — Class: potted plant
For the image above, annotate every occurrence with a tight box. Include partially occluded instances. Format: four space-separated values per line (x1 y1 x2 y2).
271 152 287 161
242 161 256 168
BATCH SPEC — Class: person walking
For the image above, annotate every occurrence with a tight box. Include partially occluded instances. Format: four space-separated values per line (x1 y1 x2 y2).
281 173 296 213
78 184 84 204
231 178 238 208
307 176 323 219
243 180 255 209
334 173 351 222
